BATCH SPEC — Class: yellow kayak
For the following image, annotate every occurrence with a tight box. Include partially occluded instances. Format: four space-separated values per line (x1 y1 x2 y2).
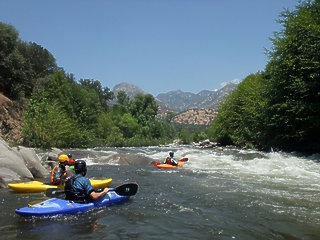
157 162 184 169
89 179 112 188
8 178 112 193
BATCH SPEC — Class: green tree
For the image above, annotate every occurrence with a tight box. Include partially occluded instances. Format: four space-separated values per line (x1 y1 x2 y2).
0 22 25 99
106 126 124 147
117 91 130 106
129 93 158 125
264 0 320 151
209 1 320 153
112 90 130 114
179 127 192 144
208 73 266 147
95 112 116 143
118 113 139 138
22 98 86 148
79 79 114 111
0 22 58 99
17 41 57 78
43 71 75 116
193 131 208 143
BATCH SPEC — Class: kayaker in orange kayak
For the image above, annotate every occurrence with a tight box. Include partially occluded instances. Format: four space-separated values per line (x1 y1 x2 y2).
164 151 178 166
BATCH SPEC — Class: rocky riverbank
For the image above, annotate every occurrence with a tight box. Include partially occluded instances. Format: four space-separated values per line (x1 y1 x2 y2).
0 93 24 145
0 137 54 188
193 139 220 149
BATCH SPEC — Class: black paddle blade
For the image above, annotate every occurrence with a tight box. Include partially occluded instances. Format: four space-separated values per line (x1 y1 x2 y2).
114 183 138 196
45 188 65 198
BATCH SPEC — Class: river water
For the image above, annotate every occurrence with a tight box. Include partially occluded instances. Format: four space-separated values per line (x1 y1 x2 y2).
1 145 320 239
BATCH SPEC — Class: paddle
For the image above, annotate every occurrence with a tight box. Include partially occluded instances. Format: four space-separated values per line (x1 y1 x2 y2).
152 157 188 166
112 183 138 196
179 158 189 162
45 182 139 198
45 188 65 198
28 199 48 207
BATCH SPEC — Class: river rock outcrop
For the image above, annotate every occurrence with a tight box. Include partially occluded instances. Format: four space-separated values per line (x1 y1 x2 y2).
43 147 63 169
0 93 24 144
117 154 154 165
193 139 219 148
18 146 48 178
0 138 49 188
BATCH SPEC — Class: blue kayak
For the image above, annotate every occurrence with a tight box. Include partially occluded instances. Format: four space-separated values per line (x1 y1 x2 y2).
15 191 129 217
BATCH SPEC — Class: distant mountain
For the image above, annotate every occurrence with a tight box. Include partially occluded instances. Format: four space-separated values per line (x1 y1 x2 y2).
112 82 146 100
112 82 238 111
156 90 203 112
111 81 239 125
156 82 238 111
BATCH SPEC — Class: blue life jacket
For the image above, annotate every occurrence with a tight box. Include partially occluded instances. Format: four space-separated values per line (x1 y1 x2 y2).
65 174 94 202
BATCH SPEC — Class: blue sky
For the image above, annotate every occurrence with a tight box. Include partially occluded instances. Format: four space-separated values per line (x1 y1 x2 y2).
0 0 298 95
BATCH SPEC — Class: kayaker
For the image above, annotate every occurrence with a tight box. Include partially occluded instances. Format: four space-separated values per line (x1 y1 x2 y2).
164 151 178 166
51 154 69 185
64 160 109 202
67 153 75 169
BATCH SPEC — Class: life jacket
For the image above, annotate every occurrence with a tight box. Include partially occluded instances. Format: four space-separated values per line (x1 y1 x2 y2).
68 158 75 166
50 166 67 185
165 157 172 165
64 175 90 203
165 157 178 166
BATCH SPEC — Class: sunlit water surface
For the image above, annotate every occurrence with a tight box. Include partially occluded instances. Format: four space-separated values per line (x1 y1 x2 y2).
1 146 320 239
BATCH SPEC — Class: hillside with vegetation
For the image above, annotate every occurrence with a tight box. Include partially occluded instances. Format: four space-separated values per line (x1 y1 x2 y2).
112 82 233 126
0 22 206 147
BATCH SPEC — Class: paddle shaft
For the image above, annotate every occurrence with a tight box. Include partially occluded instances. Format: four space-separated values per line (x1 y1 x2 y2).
45 182 138 198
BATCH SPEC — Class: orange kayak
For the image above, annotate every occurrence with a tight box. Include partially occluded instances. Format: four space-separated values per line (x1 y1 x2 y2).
156 161 184 169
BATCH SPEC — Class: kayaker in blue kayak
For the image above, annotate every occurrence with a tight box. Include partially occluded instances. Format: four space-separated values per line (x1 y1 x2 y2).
65 160 109 202
164 151 178 166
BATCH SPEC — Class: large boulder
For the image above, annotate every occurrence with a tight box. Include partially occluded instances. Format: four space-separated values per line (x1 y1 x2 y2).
117 154 154 165
47 148 62 162
16 146 49 178
0 168 21 188
42 148 63 170
0 138 33 187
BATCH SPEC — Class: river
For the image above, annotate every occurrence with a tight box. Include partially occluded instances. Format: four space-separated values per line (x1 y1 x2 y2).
1 145 320 239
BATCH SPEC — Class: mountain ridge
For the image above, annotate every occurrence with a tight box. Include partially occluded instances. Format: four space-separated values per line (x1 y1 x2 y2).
112 82 238 126
113 82 238 112
156 82 238 112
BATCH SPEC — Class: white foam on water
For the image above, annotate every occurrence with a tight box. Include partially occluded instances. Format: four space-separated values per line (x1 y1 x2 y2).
76 156 99 166
181 148 320 185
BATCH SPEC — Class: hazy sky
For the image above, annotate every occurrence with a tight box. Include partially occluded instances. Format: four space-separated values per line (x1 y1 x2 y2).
0 0 299 95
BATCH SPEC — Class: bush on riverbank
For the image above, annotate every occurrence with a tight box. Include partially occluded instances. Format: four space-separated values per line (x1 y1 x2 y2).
21 71 177 148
